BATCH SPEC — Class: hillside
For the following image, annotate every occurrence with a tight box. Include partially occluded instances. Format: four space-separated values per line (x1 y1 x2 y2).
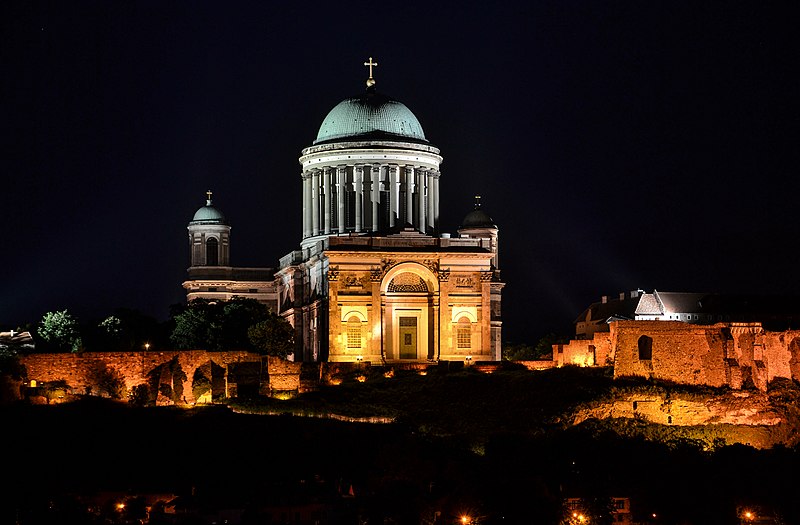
4 365 800 524
232 364 800 452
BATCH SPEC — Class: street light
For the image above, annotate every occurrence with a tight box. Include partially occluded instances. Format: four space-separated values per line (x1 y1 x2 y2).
144 342 150 351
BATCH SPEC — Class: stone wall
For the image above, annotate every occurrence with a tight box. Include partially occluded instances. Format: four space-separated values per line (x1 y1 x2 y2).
553 332 613 367
607 321 800 391
265 355 303 392
570 390 795 449
13 353 471 404
20 350 261 405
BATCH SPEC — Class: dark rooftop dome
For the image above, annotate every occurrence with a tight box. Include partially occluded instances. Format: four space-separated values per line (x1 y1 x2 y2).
459 196 497 230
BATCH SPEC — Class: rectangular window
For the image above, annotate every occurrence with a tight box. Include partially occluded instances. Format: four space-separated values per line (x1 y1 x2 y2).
347 323 361 349
457 326 471 349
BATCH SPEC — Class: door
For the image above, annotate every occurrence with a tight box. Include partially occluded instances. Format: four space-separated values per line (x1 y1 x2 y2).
398 317 417 359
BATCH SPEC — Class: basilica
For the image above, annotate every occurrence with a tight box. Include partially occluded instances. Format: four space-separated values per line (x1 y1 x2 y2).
183 60 504 364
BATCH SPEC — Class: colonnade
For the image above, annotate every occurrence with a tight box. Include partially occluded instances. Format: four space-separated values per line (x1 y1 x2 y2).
302 164 440 238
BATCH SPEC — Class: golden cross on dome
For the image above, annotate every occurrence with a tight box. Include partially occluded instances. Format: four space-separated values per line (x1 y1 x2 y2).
474 195 482 208
364 56 378 87
206 190 213 202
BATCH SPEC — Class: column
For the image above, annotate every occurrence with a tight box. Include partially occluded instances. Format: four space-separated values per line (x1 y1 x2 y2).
371 164 380 232
337 166 346 233
311 169 320 236
302 173 309 238
417 168 426 233
405 166 414 227
389 164 399 228
433 171 440 233
427 170 435 233
323 167 331 234
355 166 363 232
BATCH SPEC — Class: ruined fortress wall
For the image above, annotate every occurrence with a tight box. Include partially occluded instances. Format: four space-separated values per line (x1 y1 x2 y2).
612 321 729 387
611 322 800 390
266 355 302 391
554 332 612 367
761 331 800 383
20 350 260 403
573 391 782 427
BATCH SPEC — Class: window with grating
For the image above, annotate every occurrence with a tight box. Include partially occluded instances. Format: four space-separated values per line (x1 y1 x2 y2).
347 317 361 349
457 317 471 349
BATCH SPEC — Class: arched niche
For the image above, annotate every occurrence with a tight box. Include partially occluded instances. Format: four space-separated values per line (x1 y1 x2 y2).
379 262 439 361
380 262 439 294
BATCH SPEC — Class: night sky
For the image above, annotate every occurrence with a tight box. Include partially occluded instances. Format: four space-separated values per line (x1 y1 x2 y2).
3 1 799 345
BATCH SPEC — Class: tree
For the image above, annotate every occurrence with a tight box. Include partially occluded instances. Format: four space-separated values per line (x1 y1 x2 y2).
170 299 221 350
221 297 270 349
37 310 82 352
170 297 272 351
87 362 127 399
248 313 295 357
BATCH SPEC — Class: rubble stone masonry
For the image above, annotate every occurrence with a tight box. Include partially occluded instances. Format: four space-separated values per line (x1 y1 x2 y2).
554 321 800 391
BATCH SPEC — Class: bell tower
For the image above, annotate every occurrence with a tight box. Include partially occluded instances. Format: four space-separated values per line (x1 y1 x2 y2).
187 190 230 268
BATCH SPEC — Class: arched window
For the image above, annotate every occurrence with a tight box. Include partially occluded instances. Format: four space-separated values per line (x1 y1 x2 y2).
346 316 362 349
457 316 471 349
388 272 428 292
206 237 219 266
638 335 653 360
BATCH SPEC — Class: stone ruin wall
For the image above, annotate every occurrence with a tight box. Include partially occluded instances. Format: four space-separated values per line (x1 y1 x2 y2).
553 332 613 368
550 321 800 391
20 350 260 405
12 322 800 405
573 390 784 427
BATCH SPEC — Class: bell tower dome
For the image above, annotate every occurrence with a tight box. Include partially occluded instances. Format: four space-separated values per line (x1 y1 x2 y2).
458 195 500 271
187 190 230 268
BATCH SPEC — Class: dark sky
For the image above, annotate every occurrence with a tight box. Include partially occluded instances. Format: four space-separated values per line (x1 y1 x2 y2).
3 1 799 344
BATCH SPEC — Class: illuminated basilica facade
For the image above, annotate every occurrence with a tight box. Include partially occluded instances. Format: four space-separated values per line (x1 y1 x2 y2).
184 61 504 363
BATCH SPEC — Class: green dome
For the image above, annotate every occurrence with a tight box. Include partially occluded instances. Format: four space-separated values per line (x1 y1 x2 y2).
314 90 427 144
191 198 227 225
